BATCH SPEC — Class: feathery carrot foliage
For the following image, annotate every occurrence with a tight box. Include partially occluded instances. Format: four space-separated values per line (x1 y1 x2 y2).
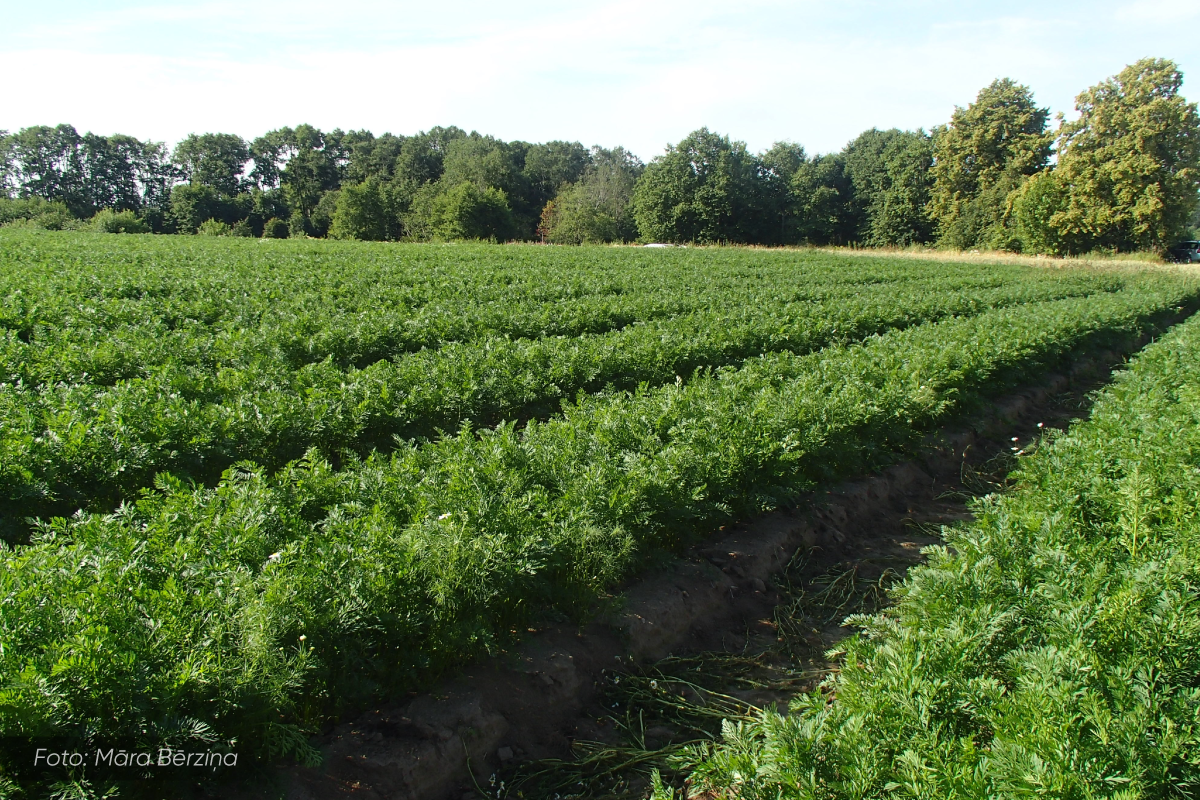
0 231 1197 795
676 289 1200 799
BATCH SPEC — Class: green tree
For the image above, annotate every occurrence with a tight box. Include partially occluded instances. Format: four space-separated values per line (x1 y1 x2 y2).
929 79 1052 249
392 126 465 190
282 147 337 223
330 179 397 241
343 131 406 184
759 141 807 244
249 125 344 234
249 128 295 189
172 133 249 196
7 125 86 214
844 129 935 246
441 135 521 193
1050 58 1200 253
440 134 550 237
1009 169 1073 255
542 146 642 244
0 131 12 197
168 182 239 233
523 140 591 215
310 190 340 238
632 128 770 243
790 153 857 245
409 180 514 241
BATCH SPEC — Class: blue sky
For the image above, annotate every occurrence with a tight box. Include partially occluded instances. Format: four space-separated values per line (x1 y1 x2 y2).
2 0 1198 160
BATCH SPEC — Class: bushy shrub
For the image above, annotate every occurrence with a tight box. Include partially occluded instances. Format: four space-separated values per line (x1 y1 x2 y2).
1009 169 1073 255
196 218 231 236
90 209 150 234
542 187 622 244
288 211 309 238
408 180 514 241
331 179 397 241
0 197 83 230
261 217 289 239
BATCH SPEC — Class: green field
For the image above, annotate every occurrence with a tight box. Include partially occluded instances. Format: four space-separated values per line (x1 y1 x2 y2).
1 231 1199 794
677 293 1200 799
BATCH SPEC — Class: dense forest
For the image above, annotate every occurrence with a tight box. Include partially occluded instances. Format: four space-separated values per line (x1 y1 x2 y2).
2 58 1198 255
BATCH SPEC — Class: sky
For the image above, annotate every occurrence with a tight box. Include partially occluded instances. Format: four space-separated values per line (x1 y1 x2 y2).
1 0 1199 161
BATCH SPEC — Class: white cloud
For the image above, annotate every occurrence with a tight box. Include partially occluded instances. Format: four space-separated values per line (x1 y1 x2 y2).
0 0 1195 158
1115 0 1200 22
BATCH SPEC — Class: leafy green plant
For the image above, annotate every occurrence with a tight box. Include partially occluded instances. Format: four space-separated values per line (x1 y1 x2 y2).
679 305 1200 798
89 209 149 234
196 218 231 236
1 272 1193 785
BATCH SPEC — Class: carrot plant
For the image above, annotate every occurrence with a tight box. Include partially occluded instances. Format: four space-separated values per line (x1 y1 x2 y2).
0 280 1194 791
675 298 1200 798
0 271 1120 534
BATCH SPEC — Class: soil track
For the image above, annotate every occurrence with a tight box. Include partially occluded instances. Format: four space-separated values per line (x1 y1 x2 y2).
274 335 1153 800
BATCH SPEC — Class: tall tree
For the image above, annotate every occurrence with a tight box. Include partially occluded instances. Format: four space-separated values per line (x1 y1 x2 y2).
81 134 147 214
390 126 467 209
541 145 643 244
759 141 807 244
7 125 171 218
0 132 13 198
343 131 406 184
440 134 539 235
844 129 935 246
523 140 591 214
248 128 294 189
7 125 86 213
790 153 857 245
1049 58 1200 252
172 133 249 196
330 178 397 241
632 128 770 244
929 79 1052 249
407 180 514 241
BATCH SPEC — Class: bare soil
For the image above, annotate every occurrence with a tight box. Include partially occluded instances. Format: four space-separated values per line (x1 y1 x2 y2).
275 345 1131 800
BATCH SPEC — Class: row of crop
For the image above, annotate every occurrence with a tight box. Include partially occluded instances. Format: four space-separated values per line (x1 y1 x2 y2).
0 234 1006 335
0 283 1193 773
0 266 1020 388
0 276 1126 533
674 306 1200 798
0 234 1107 383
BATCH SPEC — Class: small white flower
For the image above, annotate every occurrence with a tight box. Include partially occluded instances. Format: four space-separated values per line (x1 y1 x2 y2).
1011 437 1019 442
1037 422 1044 428
299 634 307 641
437 513 451 521
267 552 282 563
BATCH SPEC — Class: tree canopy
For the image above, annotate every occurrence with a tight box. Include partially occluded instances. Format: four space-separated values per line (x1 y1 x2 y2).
1049 58 1200 252
2 58 1195 252
632 128 771 244
929 78 1053 249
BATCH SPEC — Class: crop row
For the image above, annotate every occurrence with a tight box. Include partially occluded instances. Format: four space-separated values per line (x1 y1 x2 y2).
679 305 1200 798
0 276 1125 532
0 283 1193 766
0 267 1033 387
0 234 1116 384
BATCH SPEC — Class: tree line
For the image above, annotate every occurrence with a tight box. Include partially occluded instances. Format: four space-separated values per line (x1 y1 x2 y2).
2 58 1198 254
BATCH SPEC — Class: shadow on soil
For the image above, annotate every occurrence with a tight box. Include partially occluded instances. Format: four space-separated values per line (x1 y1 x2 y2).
486 373 1104 800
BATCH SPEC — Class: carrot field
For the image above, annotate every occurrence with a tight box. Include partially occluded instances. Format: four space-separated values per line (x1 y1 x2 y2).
1 230 1199 796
